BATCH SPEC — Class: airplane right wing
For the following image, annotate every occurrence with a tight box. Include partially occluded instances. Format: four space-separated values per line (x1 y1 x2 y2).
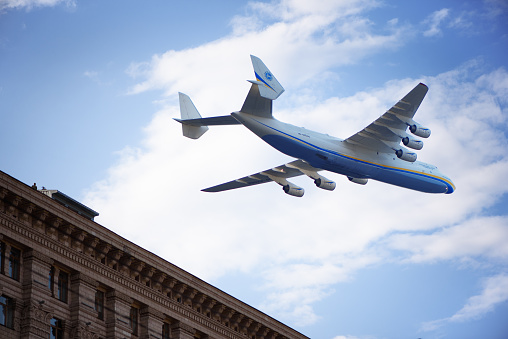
202 160 335 197
344 83 429 160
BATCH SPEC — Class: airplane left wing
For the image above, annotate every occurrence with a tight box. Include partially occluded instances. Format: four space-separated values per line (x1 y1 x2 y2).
202 160 335 197
344 83 430 160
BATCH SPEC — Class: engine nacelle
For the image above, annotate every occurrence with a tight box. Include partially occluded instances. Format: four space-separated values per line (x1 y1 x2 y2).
402 136 424 150
348 177 368 185
395 149 417 162
283 183 305 197
409 122 431 138
314 177 336 191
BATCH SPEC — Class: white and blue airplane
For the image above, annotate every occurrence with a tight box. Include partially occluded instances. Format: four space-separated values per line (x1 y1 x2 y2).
175 55 455 197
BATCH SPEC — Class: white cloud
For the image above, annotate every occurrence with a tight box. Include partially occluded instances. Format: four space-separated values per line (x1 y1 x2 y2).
83 0 508 327
85 64 508 326
387 216 508 263
125 0 406 100
422 274 508 331
0 0 75 11
423 8 449 37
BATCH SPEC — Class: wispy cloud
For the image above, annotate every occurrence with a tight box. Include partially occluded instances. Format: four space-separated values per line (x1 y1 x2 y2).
422 2 508 37
422 8 450 37
83 70 112 86
483 0 508 19
387 216 508 263
83 70 98 80
422 274 508 331
0 0 76 11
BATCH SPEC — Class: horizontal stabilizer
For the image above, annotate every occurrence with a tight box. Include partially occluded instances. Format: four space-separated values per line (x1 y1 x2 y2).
174 115 241 127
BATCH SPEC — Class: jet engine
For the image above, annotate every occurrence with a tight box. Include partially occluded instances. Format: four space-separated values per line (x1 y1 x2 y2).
283 183 305 197
409 122 431 138
395 149 417 162
348 177 368 185
402 136 424 150
314 177 336 191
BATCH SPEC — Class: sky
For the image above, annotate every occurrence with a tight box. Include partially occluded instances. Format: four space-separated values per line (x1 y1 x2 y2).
1 1 508 338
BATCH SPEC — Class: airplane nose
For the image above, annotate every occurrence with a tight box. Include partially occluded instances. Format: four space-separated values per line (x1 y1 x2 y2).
445 181 455 194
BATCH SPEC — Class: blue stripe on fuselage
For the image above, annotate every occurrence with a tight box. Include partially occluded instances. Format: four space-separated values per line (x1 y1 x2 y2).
255 120 454 194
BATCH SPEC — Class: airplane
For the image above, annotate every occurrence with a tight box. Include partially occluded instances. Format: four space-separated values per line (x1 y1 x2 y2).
175 55 455 197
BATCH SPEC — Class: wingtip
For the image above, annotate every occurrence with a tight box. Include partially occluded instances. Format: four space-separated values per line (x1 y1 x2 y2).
250 54 261 62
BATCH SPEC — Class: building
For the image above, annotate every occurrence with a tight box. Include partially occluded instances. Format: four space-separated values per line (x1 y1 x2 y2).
0 170 308 339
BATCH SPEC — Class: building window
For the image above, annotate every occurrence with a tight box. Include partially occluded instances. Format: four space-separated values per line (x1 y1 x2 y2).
50 318 63 339
8 247 21 281
95 290 104 320
57 271 68 303
0 295 14 329
129 306 139 336
0 242 4 274
162 322 171 339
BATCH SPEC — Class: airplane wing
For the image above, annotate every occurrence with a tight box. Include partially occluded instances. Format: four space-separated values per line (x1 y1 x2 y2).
202 160 322 193
344 83 429 153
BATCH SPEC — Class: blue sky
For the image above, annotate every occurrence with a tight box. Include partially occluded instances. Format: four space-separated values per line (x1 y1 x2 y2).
1 1 508 338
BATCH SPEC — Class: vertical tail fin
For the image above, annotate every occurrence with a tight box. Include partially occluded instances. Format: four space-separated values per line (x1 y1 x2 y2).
178 92 209 139
249 55 285 100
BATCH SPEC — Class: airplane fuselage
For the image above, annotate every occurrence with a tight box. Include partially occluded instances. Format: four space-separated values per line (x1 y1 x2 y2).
231 112 455 194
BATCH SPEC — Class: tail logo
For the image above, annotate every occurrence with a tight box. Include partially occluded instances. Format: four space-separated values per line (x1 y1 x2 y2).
264 71 273 81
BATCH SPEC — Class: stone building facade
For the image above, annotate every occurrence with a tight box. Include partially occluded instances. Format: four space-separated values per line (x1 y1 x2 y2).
0 170 308 339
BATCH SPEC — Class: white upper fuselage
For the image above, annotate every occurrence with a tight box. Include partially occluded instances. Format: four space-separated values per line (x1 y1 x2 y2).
231 112 455 194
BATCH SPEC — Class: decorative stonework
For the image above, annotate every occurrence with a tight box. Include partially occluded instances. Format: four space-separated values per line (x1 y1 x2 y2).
20 300 54 338
68 320 99 339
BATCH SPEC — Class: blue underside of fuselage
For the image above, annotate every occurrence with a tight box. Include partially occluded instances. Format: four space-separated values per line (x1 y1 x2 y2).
261 134 453 194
